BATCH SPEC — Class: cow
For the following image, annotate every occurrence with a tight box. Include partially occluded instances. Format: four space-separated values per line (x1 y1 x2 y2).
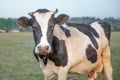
17 9 113 80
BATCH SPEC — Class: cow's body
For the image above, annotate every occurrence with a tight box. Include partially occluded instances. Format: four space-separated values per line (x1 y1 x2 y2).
17 9 112 80
41 22 112 80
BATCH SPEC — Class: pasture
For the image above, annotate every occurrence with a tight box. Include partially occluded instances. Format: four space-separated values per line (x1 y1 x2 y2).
0 32 120 80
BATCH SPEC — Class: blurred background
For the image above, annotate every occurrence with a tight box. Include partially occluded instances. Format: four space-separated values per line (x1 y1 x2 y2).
0 0 120 32
0 0 120 80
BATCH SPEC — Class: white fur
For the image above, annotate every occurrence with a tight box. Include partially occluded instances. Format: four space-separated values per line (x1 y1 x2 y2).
38 56 44 69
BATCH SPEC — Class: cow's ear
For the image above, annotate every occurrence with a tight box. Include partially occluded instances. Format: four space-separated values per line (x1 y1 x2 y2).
17 16 31 27
56 14 69 25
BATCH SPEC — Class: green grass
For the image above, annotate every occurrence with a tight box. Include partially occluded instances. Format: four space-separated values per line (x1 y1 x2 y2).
110 32 120 80
0 32 120 80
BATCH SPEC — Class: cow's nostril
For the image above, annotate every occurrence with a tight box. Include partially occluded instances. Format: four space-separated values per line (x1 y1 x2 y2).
44 46 49 51
38 46 41 50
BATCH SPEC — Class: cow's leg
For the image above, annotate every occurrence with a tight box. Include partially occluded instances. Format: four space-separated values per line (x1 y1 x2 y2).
43 69 55 80
44 74 55 80
102 45 113 80
43 67 55 80
88 72 98 80
101 69 105 80
88 74 94 80
58 67 68 80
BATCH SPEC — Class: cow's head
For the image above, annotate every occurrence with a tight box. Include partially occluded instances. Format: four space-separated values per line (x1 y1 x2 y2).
17 9 69 55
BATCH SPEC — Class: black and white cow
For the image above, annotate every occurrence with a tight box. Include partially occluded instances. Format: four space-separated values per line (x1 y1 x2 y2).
17 9 113 80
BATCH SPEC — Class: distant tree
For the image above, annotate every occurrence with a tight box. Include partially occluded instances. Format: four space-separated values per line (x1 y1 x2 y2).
103 17 120 31
69 17 101 24
0 18 18 31
69 17 83 23
0 18 7 30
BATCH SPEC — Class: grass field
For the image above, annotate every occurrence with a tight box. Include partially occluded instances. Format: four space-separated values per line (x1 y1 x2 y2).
0 32 120 80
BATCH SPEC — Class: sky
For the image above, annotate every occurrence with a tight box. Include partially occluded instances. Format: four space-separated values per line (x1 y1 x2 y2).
0 0 120 19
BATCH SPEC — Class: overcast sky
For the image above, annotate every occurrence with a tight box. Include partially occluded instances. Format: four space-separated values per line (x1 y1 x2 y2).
0 0 120 19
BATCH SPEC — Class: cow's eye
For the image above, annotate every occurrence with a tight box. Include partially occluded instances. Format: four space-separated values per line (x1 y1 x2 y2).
49 26 54 31
32 26 38 31
32 22 40 31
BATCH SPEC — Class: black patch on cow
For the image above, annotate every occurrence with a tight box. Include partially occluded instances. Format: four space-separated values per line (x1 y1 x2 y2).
66 23 99 49
32 27 42 46
98 22 111 45
86 44 97 63
38 55 48 65
46 16 56 46
49 36 68 67
35 9 49 13
60 26 71 37
33 50 39 62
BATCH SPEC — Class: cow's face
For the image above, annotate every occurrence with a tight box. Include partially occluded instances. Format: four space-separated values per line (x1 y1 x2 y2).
17 9 69 55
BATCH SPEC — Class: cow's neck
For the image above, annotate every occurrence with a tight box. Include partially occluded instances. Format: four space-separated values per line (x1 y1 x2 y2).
53 24 66 40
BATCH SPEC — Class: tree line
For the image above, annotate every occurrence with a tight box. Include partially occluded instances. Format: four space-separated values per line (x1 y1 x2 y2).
69 17 120 31
0 17 120 32
0 18 18 31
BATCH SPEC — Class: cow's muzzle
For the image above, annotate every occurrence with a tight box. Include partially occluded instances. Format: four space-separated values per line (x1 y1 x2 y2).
37 46 49 55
